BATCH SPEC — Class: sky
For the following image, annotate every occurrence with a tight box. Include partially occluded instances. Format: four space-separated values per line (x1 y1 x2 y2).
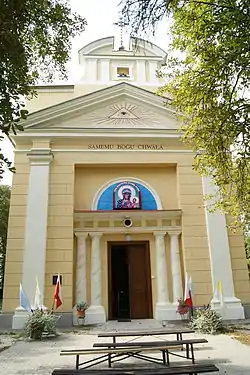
1 0 170 186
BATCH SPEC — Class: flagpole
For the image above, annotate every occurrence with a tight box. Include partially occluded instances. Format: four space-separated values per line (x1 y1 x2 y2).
51 297 55 313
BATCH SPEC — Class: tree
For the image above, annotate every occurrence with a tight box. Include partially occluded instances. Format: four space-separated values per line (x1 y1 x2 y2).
245 226 250 273
0 185 11 298
0 0 87 178
121 0 250 226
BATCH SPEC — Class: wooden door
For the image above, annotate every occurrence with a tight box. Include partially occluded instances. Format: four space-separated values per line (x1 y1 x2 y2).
128 244 153 319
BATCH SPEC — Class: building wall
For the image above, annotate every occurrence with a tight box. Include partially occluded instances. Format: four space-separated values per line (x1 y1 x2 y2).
74 165 177 210
3 140 250 313
3 151 30 312
228 229 250 303
177 164 213 306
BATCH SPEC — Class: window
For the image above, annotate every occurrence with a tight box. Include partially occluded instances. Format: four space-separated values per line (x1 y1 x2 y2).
117 67 130 78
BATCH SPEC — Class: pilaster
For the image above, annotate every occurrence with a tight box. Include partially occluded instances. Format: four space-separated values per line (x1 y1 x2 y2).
202 176 245 319
12 149 53 329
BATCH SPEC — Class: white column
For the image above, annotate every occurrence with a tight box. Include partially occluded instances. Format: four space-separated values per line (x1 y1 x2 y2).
13 149 53 329
154 232 176 321
85 232 106 324
169 232 183 303
101 59 110 82
85 58 97 81
75 233 87 303
148 60 159 84
137 60 146 83
202 176 244 319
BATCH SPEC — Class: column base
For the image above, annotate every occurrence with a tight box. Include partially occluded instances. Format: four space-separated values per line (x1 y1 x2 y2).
12 306 31 330
155 302 180 321
211 297 245 320
85 305 106 325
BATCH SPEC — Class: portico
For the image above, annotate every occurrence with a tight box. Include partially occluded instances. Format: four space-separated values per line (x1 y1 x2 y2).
74 210 183 324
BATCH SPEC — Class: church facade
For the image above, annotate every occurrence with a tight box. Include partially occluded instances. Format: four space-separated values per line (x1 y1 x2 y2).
2 36 250 328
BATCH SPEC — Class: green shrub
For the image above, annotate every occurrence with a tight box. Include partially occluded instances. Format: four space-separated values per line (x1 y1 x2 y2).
24 309 57 340
189 305 224 334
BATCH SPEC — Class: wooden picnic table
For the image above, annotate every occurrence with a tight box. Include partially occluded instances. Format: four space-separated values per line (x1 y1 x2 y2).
93 338 208 365
60 338 207 369
52 363 219 375
98 329 194 343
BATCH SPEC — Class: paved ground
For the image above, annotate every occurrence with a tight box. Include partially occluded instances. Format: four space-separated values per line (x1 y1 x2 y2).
0 320 250 375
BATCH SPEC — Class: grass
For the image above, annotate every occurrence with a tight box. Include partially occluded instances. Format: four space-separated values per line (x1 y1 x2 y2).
230 331 250 346
224 328 250 347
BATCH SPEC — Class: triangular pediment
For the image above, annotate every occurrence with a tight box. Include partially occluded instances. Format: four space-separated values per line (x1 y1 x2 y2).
22 83 179 131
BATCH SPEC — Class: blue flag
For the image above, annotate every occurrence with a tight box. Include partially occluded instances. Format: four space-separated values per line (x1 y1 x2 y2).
20 284 32 313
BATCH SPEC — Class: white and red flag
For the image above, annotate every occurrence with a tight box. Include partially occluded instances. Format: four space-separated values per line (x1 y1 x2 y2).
53 274 62 309
184 272 193 308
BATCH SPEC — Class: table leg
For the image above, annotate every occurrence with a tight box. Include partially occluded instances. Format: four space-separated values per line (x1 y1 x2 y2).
76 355 79 369
186 343 190 359
162 350 166 364
190 343 195 364
108 353 112 368
166 350 170 365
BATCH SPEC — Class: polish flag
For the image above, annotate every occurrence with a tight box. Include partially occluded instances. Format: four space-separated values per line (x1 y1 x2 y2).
184 273 193 307
53 274 62 309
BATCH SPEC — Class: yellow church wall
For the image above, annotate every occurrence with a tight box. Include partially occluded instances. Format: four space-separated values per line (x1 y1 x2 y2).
44 161 74 311
74 165 178 210
2 152 30 312
3 141 250 314
227 229 250 303
177 164 213 306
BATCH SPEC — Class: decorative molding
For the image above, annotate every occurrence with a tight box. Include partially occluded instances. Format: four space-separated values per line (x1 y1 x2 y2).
88 232 103 238
27 149 53 165
81 101 163 128
168 231 181 237
74 227 182 235
153 231 167 237
15 148 192 154
74 209 182 221
74 232 88 238
15 132 181 140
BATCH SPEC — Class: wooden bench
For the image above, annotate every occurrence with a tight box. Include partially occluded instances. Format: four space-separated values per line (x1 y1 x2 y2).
52 364 219 375
93 339 208 365
60 339 208 369
98 329 194 343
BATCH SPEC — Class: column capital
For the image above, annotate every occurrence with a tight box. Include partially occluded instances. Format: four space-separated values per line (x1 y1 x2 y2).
89 232 103 239
75 232 88 239
27 149 53 165
168 231 182 237
153 231 167 238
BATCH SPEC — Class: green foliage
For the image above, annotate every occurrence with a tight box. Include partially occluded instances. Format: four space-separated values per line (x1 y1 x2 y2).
190 305 224 334
76 301 89 311
0 0 86 177
24 309 57 340
121 0 250 226
0 185 11 297
245 232 250 272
